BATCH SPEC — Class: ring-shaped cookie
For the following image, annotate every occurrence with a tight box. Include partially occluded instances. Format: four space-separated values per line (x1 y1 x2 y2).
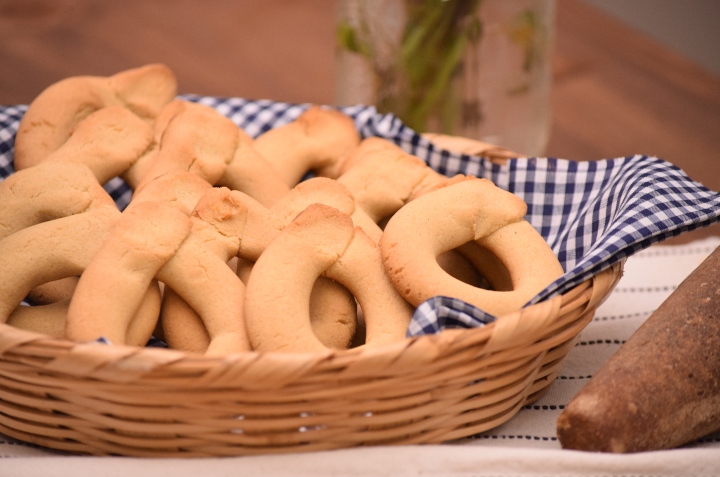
9 285 161 345
244 203 412 352
155 224 251 356
271 176 382 243
252 106 360 187
337 137 444 224
158 188 252 353
40 105 155 185
0 162 115 241
338 142 489 284
160 187 359 353
65 201 192 346
380 178 565 317
0 205 164 346
0 162 117 304
14 64 176 170
134 100 240 191
324 220 415 347
218 139 291 208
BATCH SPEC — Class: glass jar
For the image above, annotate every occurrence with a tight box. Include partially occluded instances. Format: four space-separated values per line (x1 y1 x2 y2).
335 0 555 156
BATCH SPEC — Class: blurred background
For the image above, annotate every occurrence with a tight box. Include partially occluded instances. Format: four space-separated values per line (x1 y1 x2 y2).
584 0 720 75
1 0 718 240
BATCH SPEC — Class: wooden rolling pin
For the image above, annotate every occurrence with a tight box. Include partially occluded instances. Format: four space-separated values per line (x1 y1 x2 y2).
557 245 720 453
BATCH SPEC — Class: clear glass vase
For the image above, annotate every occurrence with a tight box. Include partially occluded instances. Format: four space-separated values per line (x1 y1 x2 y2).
335 0 555 157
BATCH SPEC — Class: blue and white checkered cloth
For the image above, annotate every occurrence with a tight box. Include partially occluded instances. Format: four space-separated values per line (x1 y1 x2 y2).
2 97 719 338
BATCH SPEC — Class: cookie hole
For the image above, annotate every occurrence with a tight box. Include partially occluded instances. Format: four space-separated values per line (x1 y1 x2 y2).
438 241 512 291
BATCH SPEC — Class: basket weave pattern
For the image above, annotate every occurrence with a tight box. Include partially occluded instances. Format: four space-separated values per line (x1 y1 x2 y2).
0 136 624 457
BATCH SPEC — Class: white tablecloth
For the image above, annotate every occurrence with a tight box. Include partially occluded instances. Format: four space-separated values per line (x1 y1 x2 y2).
2 237 720 477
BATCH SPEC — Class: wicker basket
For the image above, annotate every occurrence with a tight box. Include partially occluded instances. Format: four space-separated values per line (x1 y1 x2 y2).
0 135 624 457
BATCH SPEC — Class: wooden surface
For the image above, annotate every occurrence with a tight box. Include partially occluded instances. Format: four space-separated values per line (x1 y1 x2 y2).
1 0 718 242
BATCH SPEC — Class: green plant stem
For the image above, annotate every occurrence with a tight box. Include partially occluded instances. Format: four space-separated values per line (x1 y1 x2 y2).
338 0 483 133
391 0 482 132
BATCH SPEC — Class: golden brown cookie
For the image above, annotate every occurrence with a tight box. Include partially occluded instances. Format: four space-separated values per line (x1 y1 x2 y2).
161 187 359 353
339 142 491 284
218 139 292 208
0 205 120 327
0 161 115 240
156 224 251 356
337 139 444 223
65 201 191 346
253 106 360 187
14 64 176 170
244 204 412 352
338 136 407 175
271 176 383 243
380 177 564 317
41 105 154 184
135 100 240 191
235 252 358 351
0 161 117 305
10 285 161 346
128 170 214 216
325 223 414 346
159 188 254 353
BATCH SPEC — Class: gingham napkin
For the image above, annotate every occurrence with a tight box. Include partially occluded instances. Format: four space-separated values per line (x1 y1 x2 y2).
2 98 720 337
